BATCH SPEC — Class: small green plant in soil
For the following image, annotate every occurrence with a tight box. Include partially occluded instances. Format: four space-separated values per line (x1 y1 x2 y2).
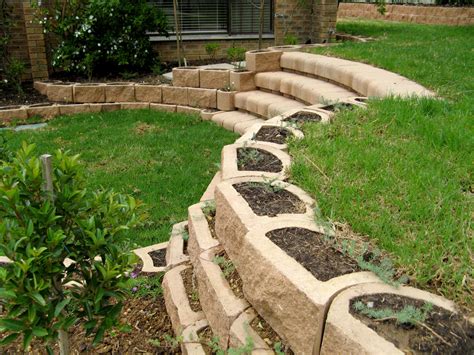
237 147 264 167
207 334 254 355
248 178 288 194
129 274 164 299
353 301 433 326
283 34 298 45
213 255 235 278
182 228 190 242
205 42 221 61
227 46 247 69
0 144 144 352
201 200 216 216
148 334 183 350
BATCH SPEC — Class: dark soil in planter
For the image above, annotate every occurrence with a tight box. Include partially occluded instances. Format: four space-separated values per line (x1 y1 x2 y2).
0 83 49 106
233 182 306 217
198 326 215 354
267 228 360 281
237 148 283 173
283 111 323 125
254 126 292 144
320 102 357 112
350 293 474 354
149 248 167 268
181 267 202 313
250 315 293 354
2 274 179 353
216 250 244 299
203 207 218 240
183 225 189 255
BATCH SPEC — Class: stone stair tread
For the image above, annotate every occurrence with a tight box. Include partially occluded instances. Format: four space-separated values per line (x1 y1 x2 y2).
212 111 265 135
254 71 355 104
234 90 306 118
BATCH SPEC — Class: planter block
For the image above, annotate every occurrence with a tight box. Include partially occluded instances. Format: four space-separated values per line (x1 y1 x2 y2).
217 90 236 111
236 123 304 152
105 84 135 103
221 143 291 181
89 103 121 113
187 88 217 109
120 102 150 110
162 86 188 105
163 264 206 335
200 109 221 121
195 247 249 349
59 104 90 116
0 107 28 123
177 105 201 116
47 84 74 103
200 172 222 202
321 283 459 355
27 104 59 119
199 69 230 90
135 84 162 102
166 221 190 269
173 67 200 88
268 45 303 52
266 108 332 126
230 218 381 354
150 103 176 112
229 308 273 353
33 81 51 95
181 319 209 355
132 241 169 273
246 50 282 72
230 71 256 92
187 202 220 264
73 84 105 103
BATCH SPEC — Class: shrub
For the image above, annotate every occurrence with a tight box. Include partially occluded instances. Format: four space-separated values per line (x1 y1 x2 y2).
205 42 220 61
33 0 168 78
0 143 145 352
3 58 26 95
284 34 298 45
227 46 246 69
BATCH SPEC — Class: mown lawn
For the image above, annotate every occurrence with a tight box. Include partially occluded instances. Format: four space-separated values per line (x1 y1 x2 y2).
290 20 473 306
2 110 238 248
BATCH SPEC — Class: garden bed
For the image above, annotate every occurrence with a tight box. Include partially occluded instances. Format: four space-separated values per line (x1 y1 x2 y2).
283 110 324 125
237 147 283 173
250 315 293 354
0 83 49 107
254 126 293 144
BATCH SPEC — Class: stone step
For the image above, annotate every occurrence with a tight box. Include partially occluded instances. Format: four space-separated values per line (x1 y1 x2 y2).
254 71 356 105
234 90 306 119
280 52 434 98
211 110 264 135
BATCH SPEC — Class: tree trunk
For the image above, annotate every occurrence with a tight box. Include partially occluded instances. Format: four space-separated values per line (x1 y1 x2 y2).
259 0 265 50
173 0 181 66
58 329 70 355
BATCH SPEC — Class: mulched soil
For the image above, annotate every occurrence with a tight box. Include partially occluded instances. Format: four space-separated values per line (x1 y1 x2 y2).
1 274 179 354
266 227 361 281
183 225 189 255
49 72 165 85
0 83 49 107
237 147 283 173
250 315 293 354
283 111 323 125
350 293 474 354
319 102 357 112
216 250 245 299
149 248 167 268
181 267 202 313
197 326 215 354
233 182 306 217
254 126 293 144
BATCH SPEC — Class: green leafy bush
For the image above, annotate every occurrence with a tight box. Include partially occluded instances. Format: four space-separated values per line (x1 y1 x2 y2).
227 46 246 69
0 143 145 351
205 42 220 61
34 0 168 78
283 34 298 45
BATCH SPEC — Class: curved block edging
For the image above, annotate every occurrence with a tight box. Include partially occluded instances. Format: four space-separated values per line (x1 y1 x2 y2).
195 246 249 349
229 308 273 353
266 108 332 126
221 142 291 181
188 201 220 264
226 218 380 355
132 241 169 273
163 264 205 336
181 319 209 355
166 221 190 269
236 123 304 152
320 283 459 355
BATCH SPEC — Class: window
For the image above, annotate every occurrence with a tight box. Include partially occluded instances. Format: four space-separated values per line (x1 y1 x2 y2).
150 0 273 36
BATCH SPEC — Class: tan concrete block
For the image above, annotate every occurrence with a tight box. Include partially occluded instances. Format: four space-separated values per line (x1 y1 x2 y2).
200 172 223 202
47 84 74 103
73 84 105 103
105 83 135 103
0 106 28 123
187 88 217 108
181 319 209 354
120 102 150 110
217 90 235 111
88 103 121 113
132 241 169 273
27 103 59 119
246 50 282 72
173 67 200 87
229 308 273 353
200 109 221 121
230 70 256 92
321 283 459 355
177 105 201 116
150 103 176 113
195 246 249 348
134 84 162 103
187 202 220 264
58 104 90 116
236 122 304 151
162 86 188 105
199 69 230 90
166 221 190 269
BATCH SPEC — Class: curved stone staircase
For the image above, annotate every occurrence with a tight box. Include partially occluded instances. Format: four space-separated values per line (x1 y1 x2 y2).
16 50 467 354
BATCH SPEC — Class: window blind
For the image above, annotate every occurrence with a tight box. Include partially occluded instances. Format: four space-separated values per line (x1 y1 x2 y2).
229 0 272 35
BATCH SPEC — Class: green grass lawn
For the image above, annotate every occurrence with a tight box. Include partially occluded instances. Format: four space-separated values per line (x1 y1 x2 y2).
290 20 473 306
2 110 238 248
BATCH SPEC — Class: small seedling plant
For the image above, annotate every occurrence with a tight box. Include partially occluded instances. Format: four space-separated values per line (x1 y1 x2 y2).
0 143 145 353
213 255 235 278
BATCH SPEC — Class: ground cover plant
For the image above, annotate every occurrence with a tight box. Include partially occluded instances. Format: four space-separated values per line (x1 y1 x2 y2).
290 20 474 306
2 110 237 249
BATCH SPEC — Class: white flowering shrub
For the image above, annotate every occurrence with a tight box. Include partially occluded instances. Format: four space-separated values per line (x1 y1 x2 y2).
33 0 168 78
